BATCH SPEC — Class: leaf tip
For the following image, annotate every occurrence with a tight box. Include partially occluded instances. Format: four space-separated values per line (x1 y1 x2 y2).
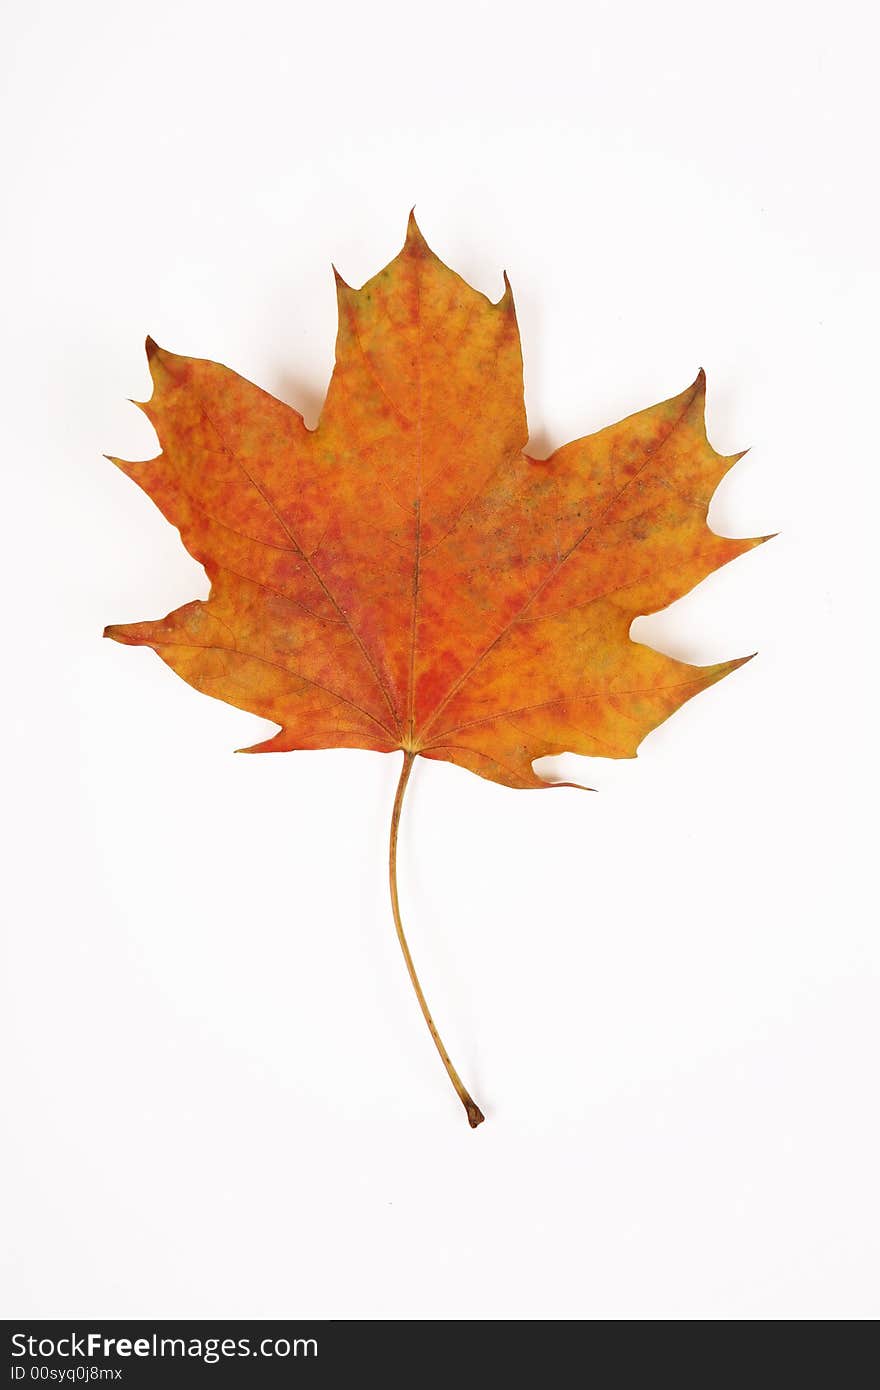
332 264 355 308
143 336 172 393
498 269 516 313
405 205 425 248
533 765 596 791
729 651 758 673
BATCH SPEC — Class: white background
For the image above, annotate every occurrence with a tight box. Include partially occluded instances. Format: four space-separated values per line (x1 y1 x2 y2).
2 0 877 1320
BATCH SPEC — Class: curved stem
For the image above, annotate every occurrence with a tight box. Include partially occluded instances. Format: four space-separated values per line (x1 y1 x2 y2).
389 750 485 1129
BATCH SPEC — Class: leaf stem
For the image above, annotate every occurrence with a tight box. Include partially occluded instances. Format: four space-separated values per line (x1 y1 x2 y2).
388 750 485 1129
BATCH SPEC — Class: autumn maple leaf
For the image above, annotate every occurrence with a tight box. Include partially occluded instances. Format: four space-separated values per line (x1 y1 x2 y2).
105 214 765 1127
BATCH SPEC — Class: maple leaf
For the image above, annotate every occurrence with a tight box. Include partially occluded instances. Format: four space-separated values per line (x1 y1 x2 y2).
105 214 765 1127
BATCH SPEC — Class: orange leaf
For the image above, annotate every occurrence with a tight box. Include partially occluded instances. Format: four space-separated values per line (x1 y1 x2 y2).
106 215 764 1124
